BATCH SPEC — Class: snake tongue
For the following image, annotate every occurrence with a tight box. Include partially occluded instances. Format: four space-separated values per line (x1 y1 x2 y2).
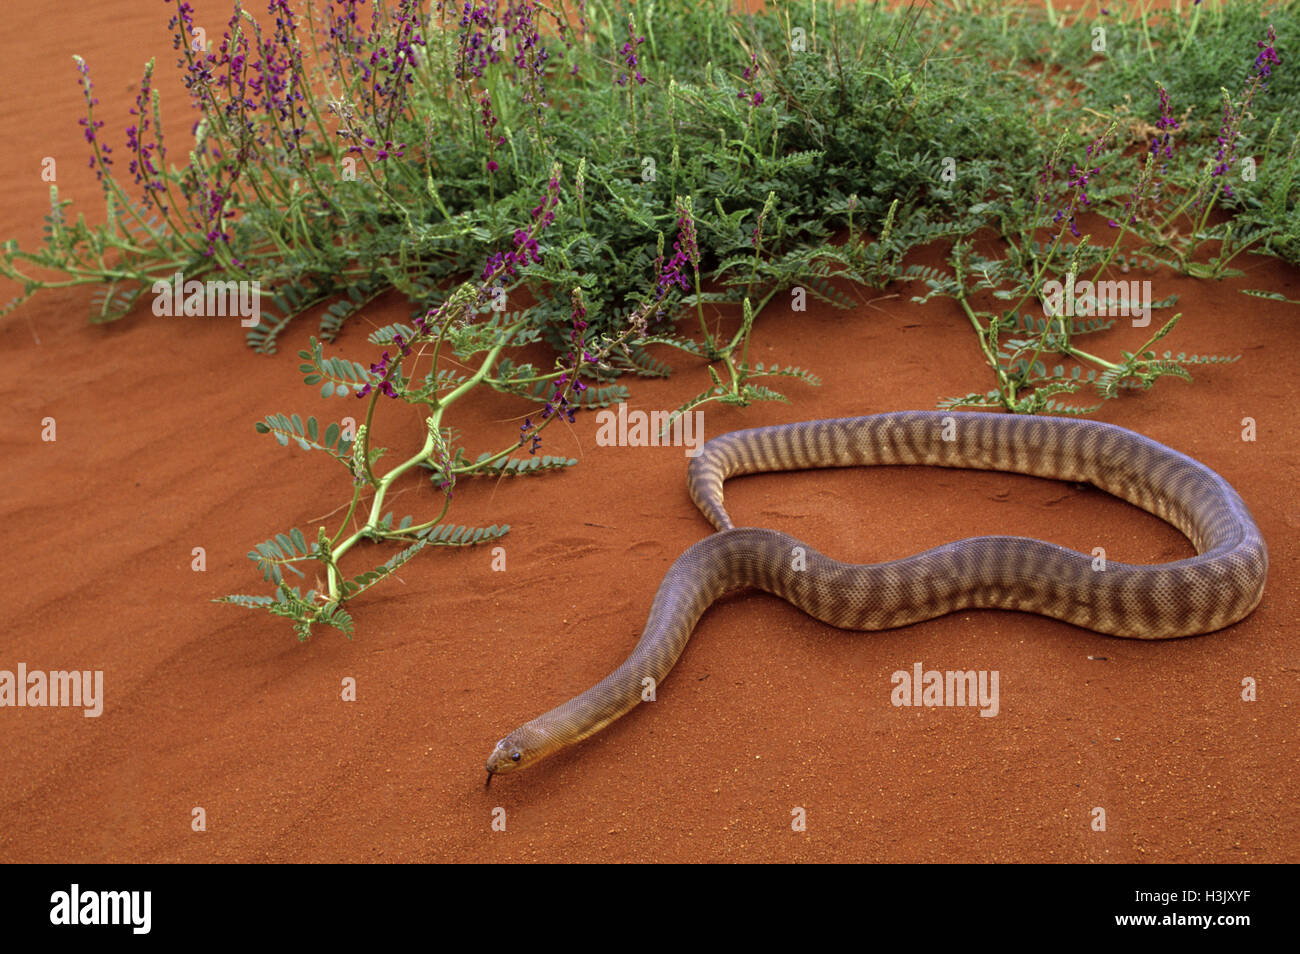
485 769 493 789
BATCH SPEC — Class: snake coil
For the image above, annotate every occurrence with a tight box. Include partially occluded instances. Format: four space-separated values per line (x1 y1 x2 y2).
485 411 1267 782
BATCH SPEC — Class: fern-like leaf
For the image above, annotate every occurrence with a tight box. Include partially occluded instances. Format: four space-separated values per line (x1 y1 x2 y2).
255 413 355 457
89 280 147 324
339 539 428 601
418 523 511 546
298 336 376 398
245 527 319 584
368 322 418 345
611 345 675 378
1240 288 1300 305
466 453 579 476
524 380 628 407
213 593 277 609
741 361 823 386
635 333 705 357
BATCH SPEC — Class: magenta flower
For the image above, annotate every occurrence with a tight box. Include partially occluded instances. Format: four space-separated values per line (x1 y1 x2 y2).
73 57 112 180
479 91 502 172
480 173 561 281
1110 85 1179 229
616 18 646 86
1041 128 1112 238
1254 25 1279 81
1151 84 1179 160
656 198 700 296
1200 24 1280 203
358 351 399 399
738 52 763 106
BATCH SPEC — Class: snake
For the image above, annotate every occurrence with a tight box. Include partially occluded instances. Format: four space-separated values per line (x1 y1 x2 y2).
484 410 1267 783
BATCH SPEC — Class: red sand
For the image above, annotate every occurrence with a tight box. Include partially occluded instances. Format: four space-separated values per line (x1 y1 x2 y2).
1 2 1297 863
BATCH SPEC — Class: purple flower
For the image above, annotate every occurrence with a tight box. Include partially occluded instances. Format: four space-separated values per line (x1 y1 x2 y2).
125 61 167 210
1107 88 1180 230
616 18 646 86
479 91 502 172
1196 26 1279 205
72 57 113 181
454 1 550 114
676 201 699 265
1198 25 1279 206
357 346 407 399
1152 85 1179 157
1111 84 1180 228
1041 128 1112 237
1254 25 1279 81
656 245 691 294
481 174 561 281
655 198 701 295
738 51 763 106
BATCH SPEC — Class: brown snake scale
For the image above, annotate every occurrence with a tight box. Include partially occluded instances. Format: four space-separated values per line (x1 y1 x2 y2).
485 410 1267 781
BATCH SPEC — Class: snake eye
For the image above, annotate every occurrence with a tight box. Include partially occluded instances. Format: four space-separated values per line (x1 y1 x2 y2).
511 752 521 762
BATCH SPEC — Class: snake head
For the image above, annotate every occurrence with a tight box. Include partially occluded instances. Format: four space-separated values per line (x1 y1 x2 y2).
486 737 525 776
485 729 543 779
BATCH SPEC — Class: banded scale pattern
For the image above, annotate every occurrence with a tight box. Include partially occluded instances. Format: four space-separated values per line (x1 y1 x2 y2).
486 411 1267 781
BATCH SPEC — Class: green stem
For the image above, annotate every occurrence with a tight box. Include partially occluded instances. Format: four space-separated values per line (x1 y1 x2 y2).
326 335 511 601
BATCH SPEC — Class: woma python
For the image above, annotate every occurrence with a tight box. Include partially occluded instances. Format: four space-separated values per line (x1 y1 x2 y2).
485 411 1267 783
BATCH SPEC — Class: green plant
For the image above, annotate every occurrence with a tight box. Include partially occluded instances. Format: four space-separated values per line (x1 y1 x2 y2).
2 0 1295 637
